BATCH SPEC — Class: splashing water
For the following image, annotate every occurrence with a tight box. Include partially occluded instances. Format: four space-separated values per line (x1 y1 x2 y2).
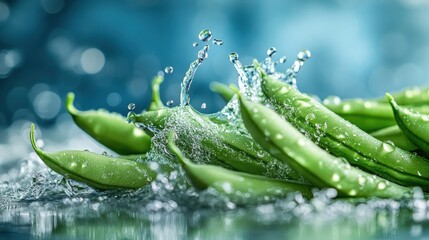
180 30 217 106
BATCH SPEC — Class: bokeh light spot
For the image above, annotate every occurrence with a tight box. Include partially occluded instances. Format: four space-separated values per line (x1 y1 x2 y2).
80 48 105 74
33 91 61 120
106 92 122 107
0 2 10 22
41 0 65 14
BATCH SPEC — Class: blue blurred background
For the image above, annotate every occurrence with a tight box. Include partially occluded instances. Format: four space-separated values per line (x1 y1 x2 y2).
1 0 429 128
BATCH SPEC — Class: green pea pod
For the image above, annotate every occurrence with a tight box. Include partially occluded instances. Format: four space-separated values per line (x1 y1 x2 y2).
166 131 313 202
260 72 429 190
130 107 305 181
323 100 396 132
376 87 429 105
148 75 165 111
324 98 429 132
29 124 157 190
370 125 418 151
66 92 151 155
387 93 429 154
238 95 411 198
210 81 236 102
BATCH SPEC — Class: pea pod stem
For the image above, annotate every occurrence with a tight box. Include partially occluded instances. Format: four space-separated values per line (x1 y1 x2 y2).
148 75 165 111
166 131 313 202
260 72 429 190
66 92 152 155
30 124 156 190
238 94 411 198
210 81 236 102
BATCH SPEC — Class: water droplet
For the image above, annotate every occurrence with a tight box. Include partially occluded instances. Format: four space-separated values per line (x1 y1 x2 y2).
266 47 277 57
198 29 212 42
305 113 316 123
342 104 351 112
128 103 136 110
297 50 311 61
201 103 206 109
164 66 174 74
229 52 239 63
323 96 342 105
102 151 108 156
192 42 199 47
382 142 395 153
348 189 357 196
358 176 366 186
332 173 340 182
297 139 307 146
197 44 210 61
279 56 287 63
212 39 223 46
166 100 174 107
378 181 387 190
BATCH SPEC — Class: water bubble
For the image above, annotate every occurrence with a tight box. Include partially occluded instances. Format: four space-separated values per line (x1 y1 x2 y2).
192 42 199 47
279 56 287 64
164 66 174 74
166 100 174 107
229 52 239 63
212 39 223 46
266 47 277 57
201 103 206 109
101 151 108 156
198 29 212 42
128 103 136 110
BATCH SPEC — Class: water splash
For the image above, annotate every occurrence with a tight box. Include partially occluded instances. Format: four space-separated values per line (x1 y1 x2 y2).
180 30 215 106
284 50 312 85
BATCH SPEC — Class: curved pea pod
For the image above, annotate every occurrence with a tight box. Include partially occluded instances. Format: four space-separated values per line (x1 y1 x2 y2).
370 126 418 151
66 92 151 155
166 131 313 202
238 95 411 198
147 75 165 111
323 100 396 132
210 81 236 102
129 107 305 181
387 94 429 154
324 97 429 132
260 72 429 190
375 87 429 105
30 124 157 190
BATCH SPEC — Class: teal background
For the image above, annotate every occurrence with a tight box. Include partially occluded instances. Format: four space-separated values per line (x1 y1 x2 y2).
1 0 429 127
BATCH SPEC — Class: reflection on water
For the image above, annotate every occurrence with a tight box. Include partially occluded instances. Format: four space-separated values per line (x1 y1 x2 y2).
1 195 429 240
1 122 429 239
